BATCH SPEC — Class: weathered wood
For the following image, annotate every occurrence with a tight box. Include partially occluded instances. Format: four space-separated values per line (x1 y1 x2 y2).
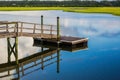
33 24 36 33
6 24 8 32
41 15 43 34
33 36 88 52
20 22 23 35
19 21 56 27
7 38 11 63
0 22 17 25
57 17 60 41
16 22 19 36
0 21 58 39
0 21 87 47
50 25 52 38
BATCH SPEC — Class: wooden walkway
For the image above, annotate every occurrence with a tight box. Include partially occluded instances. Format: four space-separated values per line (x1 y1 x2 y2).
0 21 88 46
0 21 58 39
0 19 88 79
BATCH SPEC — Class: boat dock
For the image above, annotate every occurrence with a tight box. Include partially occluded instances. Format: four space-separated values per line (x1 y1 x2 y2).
0 16 88 79
0 16 88 64
0 17 88 47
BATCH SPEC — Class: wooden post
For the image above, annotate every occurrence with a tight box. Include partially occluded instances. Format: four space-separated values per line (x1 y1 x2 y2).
57 17 60 41
6 24 9 32
16 22 19 36
15 37 18 65
8 70 10 76
20 22 23 36
7 38 11 63
33 24 36 34
41 15 43 35
50 25 52 39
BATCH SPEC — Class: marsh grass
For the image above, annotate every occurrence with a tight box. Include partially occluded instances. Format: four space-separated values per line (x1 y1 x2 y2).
0 7 120 16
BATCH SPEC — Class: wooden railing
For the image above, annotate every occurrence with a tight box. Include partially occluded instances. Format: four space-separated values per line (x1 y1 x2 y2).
0 21 59 39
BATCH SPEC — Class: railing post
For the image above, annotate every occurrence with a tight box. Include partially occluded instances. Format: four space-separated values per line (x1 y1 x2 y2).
17 22 19 36
20 22 23 36
6 24 9 32
33 24 36 34
50 25 52 39
15 22 19 36
41 15 43 35
7 38 11 63
57 17 60 41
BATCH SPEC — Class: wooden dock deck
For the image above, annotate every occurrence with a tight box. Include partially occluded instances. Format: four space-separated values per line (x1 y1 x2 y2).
0 18 88 79
0 21 88 47
34 36 88 52
34 36 88 46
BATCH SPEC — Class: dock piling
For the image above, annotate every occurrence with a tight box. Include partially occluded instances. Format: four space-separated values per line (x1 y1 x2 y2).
41 15 43 35
57 17 60 41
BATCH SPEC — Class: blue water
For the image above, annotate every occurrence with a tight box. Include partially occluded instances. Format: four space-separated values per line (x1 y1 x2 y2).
0 11 120 80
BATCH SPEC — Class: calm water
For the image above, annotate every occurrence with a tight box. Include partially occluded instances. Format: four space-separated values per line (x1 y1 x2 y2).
0 11 120 80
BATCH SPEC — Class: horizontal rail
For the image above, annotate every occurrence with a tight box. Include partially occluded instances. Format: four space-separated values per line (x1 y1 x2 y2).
0 21 59 39
19 21 56 27
0 22 18 25
0 27 14 30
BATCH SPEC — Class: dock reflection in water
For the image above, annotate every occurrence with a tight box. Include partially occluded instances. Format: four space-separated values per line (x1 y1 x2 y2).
0 38 88 80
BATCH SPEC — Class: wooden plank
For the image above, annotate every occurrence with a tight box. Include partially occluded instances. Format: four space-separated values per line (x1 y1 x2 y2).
0 32 16 38
60 36 88 44
20 22 23 35
18 32 57 39
0 22 18 25
33 24 36 33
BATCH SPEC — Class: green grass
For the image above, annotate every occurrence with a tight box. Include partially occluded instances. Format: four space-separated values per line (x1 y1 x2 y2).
0 7 120 16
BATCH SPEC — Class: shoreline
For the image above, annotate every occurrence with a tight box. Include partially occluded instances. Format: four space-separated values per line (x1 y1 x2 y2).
0 7 120 16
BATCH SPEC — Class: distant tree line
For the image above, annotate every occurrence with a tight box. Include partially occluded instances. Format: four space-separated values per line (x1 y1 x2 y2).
0 1 120 7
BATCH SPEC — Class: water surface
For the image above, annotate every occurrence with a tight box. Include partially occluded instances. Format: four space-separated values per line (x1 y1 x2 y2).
0 11 120 80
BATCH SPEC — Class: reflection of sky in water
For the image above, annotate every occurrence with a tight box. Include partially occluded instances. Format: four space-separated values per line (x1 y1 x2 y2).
0 11 119 38
0 37 40 64
0 11 120 80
